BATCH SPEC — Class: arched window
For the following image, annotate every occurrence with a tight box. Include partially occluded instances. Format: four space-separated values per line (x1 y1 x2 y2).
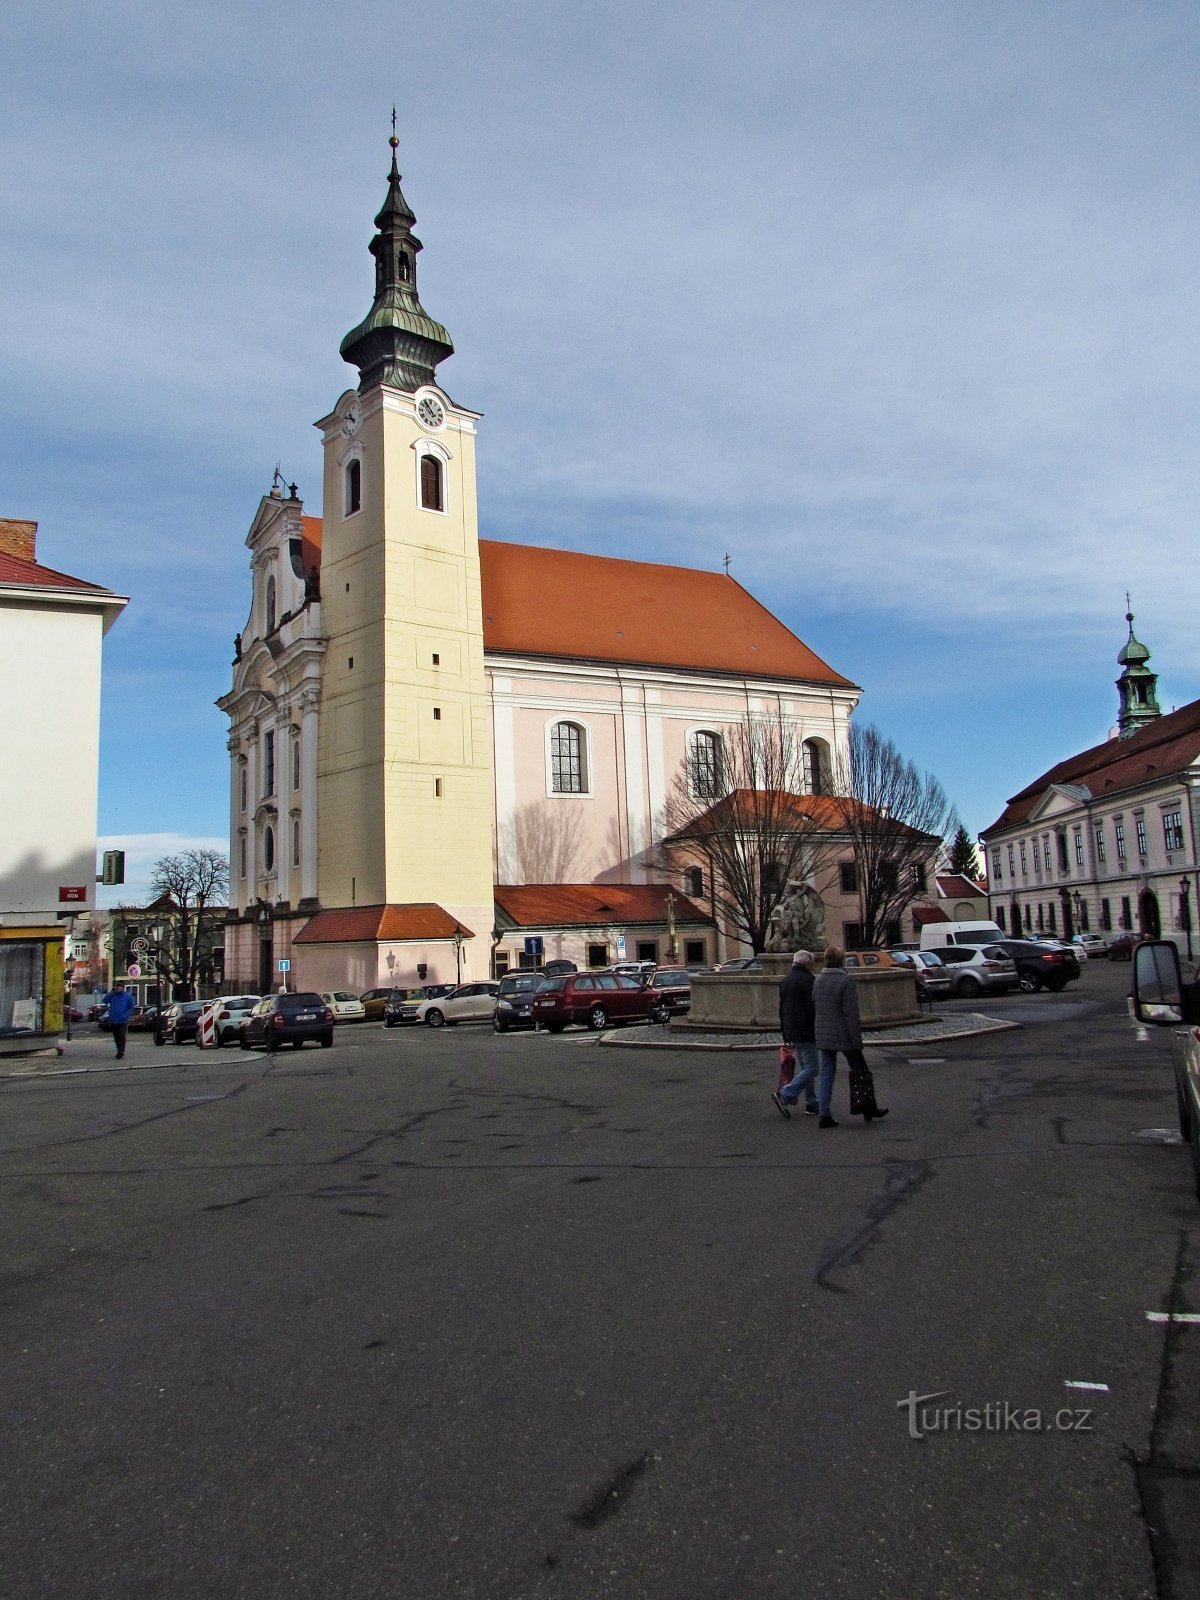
420 452 443 512
266 576 277 633
803 738 828 795
239 766 247 813
263 826 275 872
550 721 586 793
345 457 362 516
292 818 300 867
396 251 411 282
292 737 300 791
238 833 247 879
690 730 723 799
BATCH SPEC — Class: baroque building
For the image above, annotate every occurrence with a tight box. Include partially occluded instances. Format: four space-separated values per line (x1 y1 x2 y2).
982 613 1200 953
219 142 862 993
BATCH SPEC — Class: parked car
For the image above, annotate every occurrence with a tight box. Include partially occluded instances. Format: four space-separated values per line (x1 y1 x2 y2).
382 988 432 1027
932 944 1019 998
645 966 692 1019
531 971 658 1032
321 990 367 1023
1072 933 1110 959
888 949 954 998
157 1000 207 1045
359 986 401 1020
992 939 1081 994
240 992 334 1051
542 959 578 976
715 957 762 972
196 995 261 1046
611 960 657 981
1131 941 1200 1205
1107 933 1139 961
843 950 902 971
492 971 550 1032
127 1005 162 1032
410 981 500 1028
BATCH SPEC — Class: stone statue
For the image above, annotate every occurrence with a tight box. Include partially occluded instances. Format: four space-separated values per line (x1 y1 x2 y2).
765 882 826 953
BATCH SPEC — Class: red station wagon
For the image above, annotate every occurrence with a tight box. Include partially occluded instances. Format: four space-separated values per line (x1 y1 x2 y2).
532 971 657 1032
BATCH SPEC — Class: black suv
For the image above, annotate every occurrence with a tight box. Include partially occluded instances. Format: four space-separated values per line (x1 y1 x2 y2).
240 992 335 1051
994 939 1081 993
157 1000 206 1045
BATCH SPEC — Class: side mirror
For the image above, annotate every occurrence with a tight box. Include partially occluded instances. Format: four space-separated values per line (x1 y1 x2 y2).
1132 940 1185 1025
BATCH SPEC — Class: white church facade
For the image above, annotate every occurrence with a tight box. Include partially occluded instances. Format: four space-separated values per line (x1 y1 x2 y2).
219 143 862 994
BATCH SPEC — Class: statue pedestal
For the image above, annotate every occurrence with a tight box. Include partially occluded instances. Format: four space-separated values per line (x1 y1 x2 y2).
678 953 919 1033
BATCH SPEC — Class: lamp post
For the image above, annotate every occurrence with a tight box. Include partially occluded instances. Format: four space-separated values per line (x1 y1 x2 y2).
1179 876 1192 961
453 925 464 985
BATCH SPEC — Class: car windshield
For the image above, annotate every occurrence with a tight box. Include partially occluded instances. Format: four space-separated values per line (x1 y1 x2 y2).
282 993 324 1008
539 978 567 993
332 992 357 1002
654 969 689 984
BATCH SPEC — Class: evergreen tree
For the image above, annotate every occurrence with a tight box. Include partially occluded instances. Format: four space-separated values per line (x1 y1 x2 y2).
947 823 979 879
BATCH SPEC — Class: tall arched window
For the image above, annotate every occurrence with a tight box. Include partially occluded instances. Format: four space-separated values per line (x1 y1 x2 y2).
292 818 300 867
292 736 300 791
265 576 277 633
420 453 443 512
239 765 247 813
345 458 362 516
803 738 828 795
550 721 586 793
263 826 275 872
690 730 723 799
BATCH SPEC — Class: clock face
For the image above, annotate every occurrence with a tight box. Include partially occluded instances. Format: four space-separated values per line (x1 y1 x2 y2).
341 400 361 438
417 396 446 431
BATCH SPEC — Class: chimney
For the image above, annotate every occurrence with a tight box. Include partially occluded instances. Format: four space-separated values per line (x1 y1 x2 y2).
0 519 37 562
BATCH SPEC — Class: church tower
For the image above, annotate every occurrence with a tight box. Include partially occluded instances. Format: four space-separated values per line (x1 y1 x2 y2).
313 135 494 960
1115 604 1162 738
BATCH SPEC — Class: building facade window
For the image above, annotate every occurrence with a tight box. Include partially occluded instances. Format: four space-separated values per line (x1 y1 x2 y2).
1114 820 1126 858
345 457 362 516
1135 817 1148 857
292 819 300 867
762 859 786 894
1056 833 1069 873
683 866 704 898
1100 898 1112 930
1019 841 1027 875
239 765 247 813
1007 844 1015 876
1073 828 1084 867
1120 895 1133 930
803 739 829 795
550 721 586 793
997 905 1006 931
839 860 858 894
911 863 927 892
1164 810 1185 852
420 453 443 512
684 938 706 966
263 826 275 872
292 737 300 791
1042 837 1052 873
266 575 277 633
263 731 275 797
238 833 247 879
992 851 1003 885
690 730 723 799
586 942 608 969
1095 824 1106 865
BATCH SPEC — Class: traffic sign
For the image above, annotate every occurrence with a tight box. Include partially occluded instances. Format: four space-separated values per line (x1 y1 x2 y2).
127 963 142 979
277 959 291 972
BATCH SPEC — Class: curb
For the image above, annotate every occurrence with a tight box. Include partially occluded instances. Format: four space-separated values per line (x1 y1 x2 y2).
599 1015 1021 1051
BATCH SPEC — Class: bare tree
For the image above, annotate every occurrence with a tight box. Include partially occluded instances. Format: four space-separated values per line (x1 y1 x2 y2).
658 710 840 953
832 724 956 947
148 849 230 999
505 801 588 883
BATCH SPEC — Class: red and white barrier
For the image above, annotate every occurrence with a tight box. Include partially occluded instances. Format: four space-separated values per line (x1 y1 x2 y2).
197 1004 219 1049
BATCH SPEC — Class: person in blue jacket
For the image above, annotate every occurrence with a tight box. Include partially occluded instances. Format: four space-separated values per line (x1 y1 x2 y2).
102 979 137 1060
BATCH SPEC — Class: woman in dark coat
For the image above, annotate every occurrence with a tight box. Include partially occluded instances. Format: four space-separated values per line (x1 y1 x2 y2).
812 947 887 1127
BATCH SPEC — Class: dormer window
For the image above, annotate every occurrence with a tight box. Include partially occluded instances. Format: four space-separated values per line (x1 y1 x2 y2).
345 457 362 517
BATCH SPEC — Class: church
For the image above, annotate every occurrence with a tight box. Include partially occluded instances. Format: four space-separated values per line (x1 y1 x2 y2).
219 140 862 994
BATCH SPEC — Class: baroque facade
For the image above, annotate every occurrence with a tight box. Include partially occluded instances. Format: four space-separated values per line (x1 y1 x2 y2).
982 615 1200 954
219 143 864 993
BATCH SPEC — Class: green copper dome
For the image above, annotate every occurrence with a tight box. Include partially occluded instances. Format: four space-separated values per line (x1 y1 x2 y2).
340 140 454 393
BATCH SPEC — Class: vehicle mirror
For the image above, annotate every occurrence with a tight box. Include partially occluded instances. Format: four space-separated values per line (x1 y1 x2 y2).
1132 941 1184 1026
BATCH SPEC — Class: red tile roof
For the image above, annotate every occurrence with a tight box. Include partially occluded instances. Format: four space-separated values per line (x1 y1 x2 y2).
299 516 852 685
913 906 950 925
667 790 938 843
294 904 474 943
0 549 112 593
478 541 854 683
982 699 1200 835
494 883 712 928
936 874 984 899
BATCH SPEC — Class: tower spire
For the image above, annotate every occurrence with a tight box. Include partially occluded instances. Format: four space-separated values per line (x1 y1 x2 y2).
1115 601 1162 737
339 124 454 392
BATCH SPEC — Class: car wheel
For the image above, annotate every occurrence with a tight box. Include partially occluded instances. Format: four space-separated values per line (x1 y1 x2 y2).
266 1034 279 1052
384 1018 394 1028
547 1022 565 1034
320 1033 333 1048
650 1004 670 1024
425 1009 445 1028
957 975 982 999
493 1017 509 1033
240 1035 251 1051
1018 972 1041 994
1045 979 1067 993
587 1004 609 1031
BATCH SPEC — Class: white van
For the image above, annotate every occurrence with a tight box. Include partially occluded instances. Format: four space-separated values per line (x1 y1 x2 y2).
919 921 1005 951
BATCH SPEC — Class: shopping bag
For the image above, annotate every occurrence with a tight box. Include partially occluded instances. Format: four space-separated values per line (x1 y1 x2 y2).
847 1049 875 1115
777 1044 796 1090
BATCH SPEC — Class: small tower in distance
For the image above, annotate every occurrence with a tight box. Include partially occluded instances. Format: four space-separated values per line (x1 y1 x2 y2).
1115 602 1162 738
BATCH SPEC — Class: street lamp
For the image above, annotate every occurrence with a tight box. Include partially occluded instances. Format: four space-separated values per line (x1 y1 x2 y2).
453 925 464 985
1179 876 1192 961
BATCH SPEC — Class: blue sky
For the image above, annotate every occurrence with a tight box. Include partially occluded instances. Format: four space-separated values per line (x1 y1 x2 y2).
4 1 1199 905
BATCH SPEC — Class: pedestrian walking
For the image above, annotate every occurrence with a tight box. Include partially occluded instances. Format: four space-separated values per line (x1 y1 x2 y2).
812 947 888 1127
102 979 137 1061
772 951 820 1119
